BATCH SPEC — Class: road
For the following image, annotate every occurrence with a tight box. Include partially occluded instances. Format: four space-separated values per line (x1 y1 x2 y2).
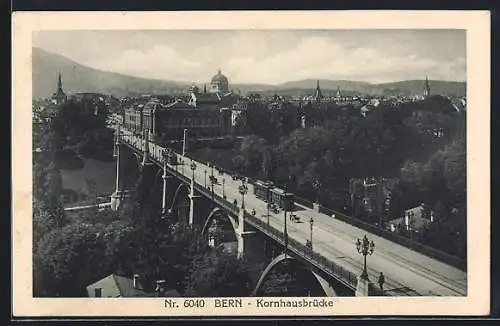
118 127 467 297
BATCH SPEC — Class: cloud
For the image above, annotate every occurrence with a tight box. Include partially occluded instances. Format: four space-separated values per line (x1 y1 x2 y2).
91 45 204 81
36 30 466 84
224 36 465 84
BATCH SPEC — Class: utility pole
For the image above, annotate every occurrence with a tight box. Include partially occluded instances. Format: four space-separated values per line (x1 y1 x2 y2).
377 178 384 229
283 185 288 257
182 128 188 156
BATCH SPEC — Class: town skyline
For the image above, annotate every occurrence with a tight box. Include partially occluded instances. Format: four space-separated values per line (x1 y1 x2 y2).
33 29 466 85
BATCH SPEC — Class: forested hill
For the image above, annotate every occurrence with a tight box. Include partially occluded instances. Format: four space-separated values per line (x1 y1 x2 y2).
32 47 190 99
33 47 466 99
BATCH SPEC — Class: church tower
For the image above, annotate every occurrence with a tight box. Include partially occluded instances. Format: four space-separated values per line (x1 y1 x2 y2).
51 72 67 105
423 76 431 97
314 80 323 102
335 86 342 99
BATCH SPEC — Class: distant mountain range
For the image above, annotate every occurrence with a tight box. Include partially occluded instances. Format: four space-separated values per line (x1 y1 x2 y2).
33 47 466 99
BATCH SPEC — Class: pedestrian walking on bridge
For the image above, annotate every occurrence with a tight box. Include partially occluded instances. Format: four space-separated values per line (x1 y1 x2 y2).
378 272 385 293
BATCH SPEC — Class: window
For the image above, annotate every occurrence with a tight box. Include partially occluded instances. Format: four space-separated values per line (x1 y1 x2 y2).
94 288 102 297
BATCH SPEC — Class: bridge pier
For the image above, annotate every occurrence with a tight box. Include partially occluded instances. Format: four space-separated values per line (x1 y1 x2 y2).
161 155 173 218
188 178 199 226
238 225 269 285
111 134 123 212
188 194 200 226
236 209 252 258
313 202 320 213
141 129 153 167
235 210 268 286
355 275 374 296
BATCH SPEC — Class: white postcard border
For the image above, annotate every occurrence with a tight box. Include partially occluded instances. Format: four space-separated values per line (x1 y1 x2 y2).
12 10 491 317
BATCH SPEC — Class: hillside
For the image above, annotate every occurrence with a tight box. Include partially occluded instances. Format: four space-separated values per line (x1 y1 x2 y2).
277 79 372 92
271 79 465 97
32 47 190 99
33 47 466 99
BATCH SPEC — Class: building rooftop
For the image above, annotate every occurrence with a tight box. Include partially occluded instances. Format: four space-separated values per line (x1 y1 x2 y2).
387 204 433 231
86 274 155 298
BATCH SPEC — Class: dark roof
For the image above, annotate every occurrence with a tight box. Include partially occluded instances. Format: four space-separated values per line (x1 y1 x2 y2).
193 93 221 103
165 100 192 109
86 274 155 297
165 289 181 297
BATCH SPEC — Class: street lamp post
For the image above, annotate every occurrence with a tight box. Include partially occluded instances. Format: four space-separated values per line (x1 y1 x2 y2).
238 181 248 210
283 185 288 257
222 178 226 199
209 175 216 208
266 202 270 228
356 235 375 280
309 217 314 250
190 160 196 183
204 170 207 188
161 149 169 218
313 179 321 204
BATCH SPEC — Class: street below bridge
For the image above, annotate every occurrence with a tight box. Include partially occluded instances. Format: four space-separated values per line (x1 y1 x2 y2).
118 127 467 297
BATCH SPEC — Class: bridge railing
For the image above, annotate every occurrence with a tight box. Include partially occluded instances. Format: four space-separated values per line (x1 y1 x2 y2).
242 210 359 290
315 203 466 271
117 129 419 295
294 196 315 209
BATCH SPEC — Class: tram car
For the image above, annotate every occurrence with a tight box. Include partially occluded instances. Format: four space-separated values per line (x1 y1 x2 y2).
253 180 274 202
270 187 295 211
166 151 178 165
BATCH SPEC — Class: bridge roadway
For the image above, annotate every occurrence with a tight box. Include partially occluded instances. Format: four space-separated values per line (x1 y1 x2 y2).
117 128 467 297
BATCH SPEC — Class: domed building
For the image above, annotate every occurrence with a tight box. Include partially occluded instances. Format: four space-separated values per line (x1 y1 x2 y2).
210 69 229 94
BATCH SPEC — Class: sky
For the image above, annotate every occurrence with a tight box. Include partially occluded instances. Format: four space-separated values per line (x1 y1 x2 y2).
33 29 466 85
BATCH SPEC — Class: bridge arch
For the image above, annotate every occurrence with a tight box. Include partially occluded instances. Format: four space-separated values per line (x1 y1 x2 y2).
153 167 163 186
117 145 142 189
201 207 238 240
170 183 190 210
133 153 143 170
253 253 337 297
169 183 190 223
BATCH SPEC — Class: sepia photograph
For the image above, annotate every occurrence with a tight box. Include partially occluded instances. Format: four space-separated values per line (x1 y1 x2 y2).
12 11 490 317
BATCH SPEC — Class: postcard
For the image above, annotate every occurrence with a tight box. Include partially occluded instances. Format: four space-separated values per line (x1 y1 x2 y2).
12 10 490 317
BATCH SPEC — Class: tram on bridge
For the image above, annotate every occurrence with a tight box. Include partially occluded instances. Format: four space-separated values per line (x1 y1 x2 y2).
270 187 295 211
253 179 295 211
253 180 274 202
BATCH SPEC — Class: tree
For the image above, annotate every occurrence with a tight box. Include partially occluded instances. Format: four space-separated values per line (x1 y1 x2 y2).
34 159 63 206
103 220 141 276
400 160 423 186
133 222 210 293
49 98 113 160
233 135 266 175
261 146 275 179
33 199 67 248
35 223 109 297
258 261 322 296
259 269 297 296
184 250 252 297
441 136 466 205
